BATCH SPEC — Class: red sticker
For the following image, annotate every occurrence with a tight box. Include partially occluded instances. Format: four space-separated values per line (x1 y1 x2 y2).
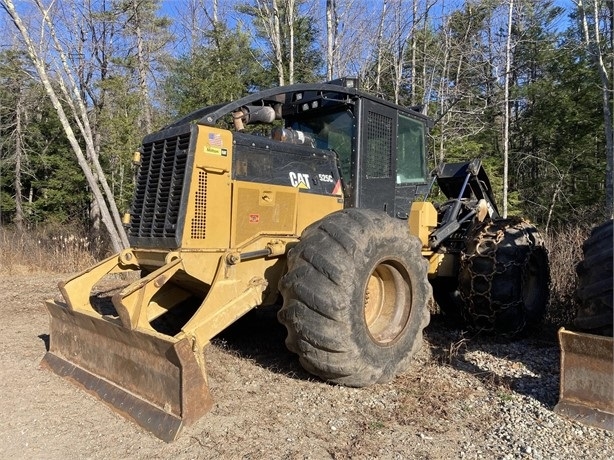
249 214 260 223
332 180 342 196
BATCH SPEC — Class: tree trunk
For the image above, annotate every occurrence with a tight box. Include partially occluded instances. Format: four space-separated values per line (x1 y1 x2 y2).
503 0 514 219
90 111 103 245
392 5 406 105
272 0 285 85
13 88 24 232
326 0 337 80
410 0 418 106
375 1 387 94
133 0 153 133
420 6 432 115
287 0 295 84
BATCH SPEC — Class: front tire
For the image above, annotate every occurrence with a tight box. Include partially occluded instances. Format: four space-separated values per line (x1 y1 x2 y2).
278 209 431 387
458 218 550 336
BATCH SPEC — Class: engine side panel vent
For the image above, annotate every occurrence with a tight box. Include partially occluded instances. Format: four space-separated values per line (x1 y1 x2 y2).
190 171 208 239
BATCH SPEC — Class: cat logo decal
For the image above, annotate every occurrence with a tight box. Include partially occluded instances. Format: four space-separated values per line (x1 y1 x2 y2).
289 172 311 189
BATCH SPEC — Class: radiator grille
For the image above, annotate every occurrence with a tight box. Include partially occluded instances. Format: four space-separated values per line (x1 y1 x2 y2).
129 129 191 244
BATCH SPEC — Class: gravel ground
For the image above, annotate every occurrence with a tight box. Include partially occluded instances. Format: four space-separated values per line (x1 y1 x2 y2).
0 273 612 459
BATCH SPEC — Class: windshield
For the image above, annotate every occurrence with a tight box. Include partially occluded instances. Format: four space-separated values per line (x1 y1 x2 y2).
290 110 354 178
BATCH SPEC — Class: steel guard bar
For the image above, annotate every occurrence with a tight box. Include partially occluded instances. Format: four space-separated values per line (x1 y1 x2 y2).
41 254 213 441
41 251 269 441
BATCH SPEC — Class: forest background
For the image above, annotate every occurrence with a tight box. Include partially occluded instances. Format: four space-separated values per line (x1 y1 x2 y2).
0 0 611 292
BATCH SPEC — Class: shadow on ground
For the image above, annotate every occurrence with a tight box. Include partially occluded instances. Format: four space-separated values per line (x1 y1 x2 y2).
36 288 562 408
38 333 50 351
424 314 561 408
213 307 561 409
213 304 312 381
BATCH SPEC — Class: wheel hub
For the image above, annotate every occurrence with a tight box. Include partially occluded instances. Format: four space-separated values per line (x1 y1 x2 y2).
363 262 411 345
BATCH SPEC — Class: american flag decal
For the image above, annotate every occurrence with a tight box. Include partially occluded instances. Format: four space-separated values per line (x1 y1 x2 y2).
208 132 223 146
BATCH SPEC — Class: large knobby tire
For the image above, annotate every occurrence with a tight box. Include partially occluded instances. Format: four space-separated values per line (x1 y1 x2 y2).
458 218 550 336
278 208 432 387
575 219 613 336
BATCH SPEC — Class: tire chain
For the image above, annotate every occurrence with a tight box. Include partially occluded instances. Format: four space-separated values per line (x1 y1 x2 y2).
459 218 543 335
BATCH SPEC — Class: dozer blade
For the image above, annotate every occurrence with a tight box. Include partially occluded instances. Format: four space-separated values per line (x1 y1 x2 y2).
554 328 614 431
41 299 213 442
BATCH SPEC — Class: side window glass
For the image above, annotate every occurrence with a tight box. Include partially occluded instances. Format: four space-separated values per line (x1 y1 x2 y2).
396 114 426 184
290 110 354 178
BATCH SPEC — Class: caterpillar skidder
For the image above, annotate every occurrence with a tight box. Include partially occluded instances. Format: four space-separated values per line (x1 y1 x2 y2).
42 78 550 441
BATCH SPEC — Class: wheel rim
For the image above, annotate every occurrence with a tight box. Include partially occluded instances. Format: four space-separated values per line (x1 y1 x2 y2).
363 261 412 345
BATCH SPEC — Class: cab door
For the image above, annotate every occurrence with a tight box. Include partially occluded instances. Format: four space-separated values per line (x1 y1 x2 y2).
357 99 397 216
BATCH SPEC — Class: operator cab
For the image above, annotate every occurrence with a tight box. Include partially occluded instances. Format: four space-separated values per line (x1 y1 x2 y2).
174 78 432 218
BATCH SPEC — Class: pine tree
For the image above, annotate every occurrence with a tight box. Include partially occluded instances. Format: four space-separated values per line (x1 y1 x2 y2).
511 2 606 227
163 22 262 118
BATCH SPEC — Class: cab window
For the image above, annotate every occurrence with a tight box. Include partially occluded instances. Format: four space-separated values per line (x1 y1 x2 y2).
396 114 426 184
290 110 354 178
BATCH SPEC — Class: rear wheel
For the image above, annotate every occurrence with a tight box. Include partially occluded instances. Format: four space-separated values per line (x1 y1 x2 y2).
278 209 431 387
575 219 613 336
458 218 550 336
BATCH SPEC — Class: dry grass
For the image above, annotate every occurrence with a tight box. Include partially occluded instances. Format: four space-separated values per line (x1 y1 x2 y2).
0 222 594 325
0 226 99 275
543 223 593 328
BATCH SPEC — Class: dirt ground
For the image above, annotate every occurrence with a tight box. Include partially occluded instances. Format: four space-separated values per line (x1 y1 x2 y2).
0 273 611 459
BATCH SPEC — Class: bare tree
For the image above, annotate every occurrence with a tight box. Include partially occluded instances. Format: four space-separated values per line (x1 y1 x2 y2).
374 1 387 94
390 0 413 104
12 87 25 232
269 0 285 85
1 0 128 251
388 0 435 105
410 0 419 105
65 0 120 239
322 0 371 80
502 0 514 218
286 0 295 83
174 0 220 55
245 0 286 85
326 0 338 80
117 0 165 134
